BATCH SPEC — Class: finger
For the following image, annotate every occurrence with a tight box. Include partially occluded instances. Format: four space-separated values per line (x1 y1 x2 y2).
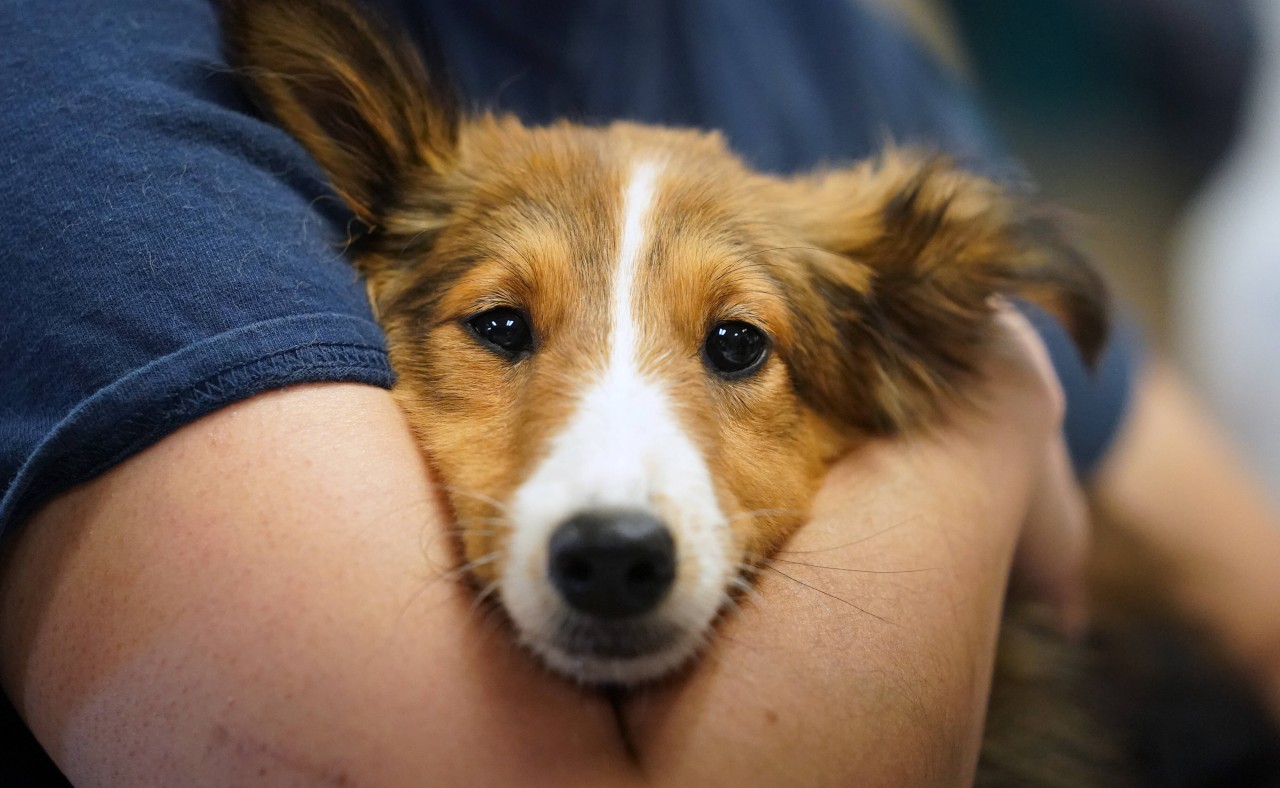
1012 434 1091 637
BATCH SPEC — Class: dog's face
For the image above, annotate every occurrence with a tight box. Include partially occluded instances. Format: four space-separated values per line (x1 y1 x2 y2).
376 125 843 681
224 0 1106 684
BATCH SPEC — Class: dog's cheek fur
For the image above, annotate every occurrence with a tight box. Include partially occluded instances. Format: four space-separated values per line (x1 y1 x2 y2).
374 313 591 588
386 322 524 583
702 365 829 558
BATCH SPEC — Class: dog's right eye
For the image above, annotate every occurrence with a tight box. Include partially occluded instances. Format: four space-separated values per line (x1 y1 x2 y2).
703 321 769 378
466 307 534 358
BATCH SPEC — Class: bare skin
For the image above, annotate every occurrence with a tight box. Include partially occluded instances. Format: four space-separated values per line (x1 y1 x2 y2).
4 374 1044 786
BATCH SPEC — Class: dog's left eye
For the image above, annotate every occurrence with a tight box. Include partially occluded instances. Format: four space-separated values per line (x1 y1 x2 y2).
703 321 769 377
467 307 534 358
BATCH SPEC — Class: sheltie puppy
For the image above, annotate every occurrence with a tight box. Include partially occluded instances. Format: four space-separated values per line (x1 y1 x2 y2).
219 5 1280 780
221 0 1106 686
215 0 1164 781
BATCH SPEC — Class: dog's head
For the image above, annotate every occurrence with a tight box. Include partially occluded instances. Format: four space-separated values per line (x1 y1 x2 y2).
223 0 1107 684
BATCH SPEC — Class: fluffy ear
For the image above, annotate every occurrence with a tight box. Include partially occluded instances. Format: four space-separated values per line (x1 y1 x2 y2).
220 0 458 227
774 151 1109 434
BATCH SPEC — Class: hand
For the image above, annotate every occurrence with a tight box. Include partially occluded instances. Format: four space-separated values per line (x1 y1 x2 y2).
985 304 1091 636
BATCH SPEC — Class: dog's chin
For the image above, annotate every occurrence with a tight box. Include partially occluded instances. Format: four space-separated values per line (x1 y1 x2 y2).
505 607 715 686
533 623 705 686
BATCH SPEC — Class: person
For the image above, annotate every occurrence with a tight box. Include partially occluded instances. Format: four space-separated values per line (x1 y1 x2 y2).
1 0 1277 784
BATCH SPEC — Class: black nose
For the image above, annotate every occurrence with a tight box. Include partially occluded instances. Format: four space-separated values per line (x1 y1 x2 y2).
548 510 676 618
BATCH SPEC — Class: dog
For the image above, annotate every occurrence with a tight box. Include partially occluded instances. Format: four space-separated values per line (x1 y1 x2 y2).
221 0 1104 682
220 1 1280 784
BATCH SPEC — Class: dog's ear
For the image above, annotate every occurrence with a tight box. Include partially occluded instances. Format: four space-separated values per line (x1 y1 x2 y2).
773 151 1108 434
220 0 458 227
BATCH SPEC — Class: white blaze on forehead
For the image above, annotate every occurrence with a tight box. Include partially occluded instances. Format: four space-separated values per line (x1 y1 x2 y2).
501 160 734 683
611 161 657 374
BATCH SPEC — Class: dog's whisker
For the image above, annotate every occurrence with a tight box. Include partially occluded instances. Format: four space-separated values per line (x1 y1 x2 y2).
728 508 807 523
459 592 513 653
760 564 896 626
392 549 489 628
767 557 937 575
417 525 503 564
452 515 514 530
369 494 441 524
469 577 504 618
438 528 503 538
773 515 922 556
426 549 507 589
728 573 762 602
440 484 511 513
453 550 505 574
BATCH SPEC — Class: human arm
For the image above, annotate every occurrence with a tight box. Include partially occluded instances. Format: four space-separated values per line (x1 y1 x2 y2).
1 384 636 787
1 306 1076 787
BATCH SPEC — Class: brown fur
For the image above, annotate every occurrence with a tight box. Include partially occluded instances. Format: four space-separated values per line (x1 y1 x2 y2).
763 156 1107 434
220 0 1135 781
222 0 1107 572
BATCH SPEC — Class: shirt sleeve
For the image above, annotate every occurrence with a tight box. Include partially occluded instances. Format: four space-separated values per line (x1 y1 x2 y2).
0 0 396 535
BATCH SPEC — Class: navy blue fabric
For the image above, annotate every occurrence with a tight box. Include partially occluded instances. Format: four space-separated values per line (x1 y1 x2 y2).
406 0 1013 177
0 0 395 535
1 0 1137 776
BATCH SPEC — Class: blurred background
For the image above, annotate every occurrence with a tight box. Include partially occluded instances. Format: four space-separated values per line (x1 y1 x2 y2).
894 0 1279 499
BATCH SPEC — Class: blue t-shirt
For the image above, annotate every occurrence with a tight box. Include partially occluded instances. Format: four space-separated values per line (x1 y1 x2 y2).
0 0 1136 778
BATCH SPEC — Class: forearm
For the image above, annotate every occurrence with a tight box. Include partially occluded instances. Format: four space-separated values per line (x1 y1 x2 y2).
2 354 1058 786
0 385 636 787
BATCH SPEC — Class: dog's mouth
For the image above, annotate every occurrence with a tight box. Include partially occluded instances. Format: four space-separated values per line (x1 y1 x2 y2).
530 613 703 685
555 615 679 660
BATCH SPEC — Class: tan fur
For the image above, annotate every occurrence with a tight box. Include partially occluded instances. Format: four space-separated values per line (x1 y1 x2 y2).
221 0 1106 660
215 7 1280 784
